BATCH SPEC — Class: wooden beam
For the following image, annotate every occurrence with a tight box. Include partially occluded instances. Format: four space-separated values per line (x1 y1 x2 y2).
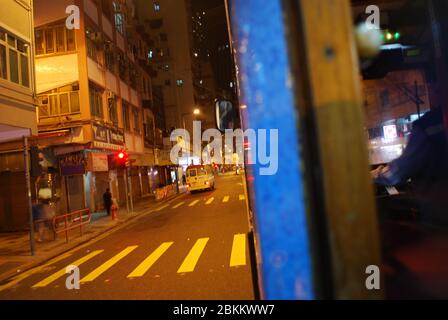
285 0 383 299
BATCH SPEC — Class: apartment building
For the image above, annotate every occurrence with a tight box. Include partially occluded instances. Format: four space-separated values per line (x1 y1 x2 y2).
0 0 37 231
32 0 161 214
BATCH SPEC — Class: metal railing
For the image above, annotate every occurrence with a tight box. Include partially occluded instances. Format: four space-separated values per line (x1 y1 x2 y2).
52 209 91 243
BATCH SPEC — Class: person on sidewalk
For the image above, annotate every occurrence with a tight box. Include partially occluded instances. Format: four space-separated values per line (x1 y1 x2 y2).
103 188 113 216
32 199 54 242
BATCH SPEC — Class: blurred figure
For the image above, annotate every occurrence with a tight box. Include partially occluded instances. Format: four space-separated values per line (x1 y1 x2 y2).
372 107 448 227
32 199 54 242
103 188 112 216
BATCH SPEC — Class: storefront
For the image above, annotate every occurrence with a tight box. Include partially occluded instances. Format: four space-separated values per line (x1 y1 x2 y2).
89 124 125 212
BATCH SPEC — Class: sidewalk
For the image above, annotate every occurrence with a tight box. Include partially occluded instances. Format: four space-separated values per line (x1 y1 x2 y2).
0 187 187 284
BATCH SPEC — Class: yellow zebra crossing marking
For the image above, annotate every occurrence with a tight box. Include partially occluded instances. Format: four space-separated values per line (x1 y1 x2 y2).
177 238 209 273
27 234 249 287
188 200 199 207
80 246 138 283
32 250 103 288
222 196 230 203
230 234 246 267
128 242 173 278
205 197 214 205
172 202 185 209
155 204 170 211
239 194 246 201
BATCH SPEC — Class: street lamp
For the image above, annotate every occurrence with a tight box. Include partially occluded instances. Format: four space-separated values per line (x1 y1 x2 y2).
181 108 201 161
181 108 201 133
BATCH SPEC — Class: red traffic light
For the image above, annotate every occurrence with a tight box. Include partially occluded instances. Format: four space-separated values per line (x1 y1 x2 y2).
115 151 129 167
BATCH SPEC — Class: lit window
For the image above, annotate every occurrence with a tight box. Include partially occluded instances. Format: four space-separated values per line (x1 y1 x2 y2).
176 79 184 87
154 2 160 12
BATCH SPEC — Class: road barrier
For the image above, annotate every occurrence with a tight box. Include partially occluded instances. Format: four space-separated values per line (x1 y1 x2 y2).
53 209 91 243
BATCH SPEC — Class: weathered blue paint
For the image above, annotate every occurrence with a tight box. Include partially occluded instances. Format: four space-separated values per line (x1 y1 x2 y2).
229 0 315 299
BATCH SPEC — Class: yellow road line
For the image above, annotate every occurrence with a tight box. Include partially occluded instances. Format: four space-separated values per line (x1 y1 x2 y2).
205 197 214 205
0 251 74 292
128 242 173 278
188 200 199 207
230 234 247 267
0 194 180 292
32 250 103 288
177 238 209 273
80 246 138 283
155 204 170 211
172 202 185 209
222 196 230 203
239 194 246 201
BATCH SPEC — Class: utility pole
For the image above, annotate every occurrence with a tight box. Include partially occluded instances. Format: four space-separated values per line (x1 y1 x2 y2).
23 136 35 256
127 166 134 213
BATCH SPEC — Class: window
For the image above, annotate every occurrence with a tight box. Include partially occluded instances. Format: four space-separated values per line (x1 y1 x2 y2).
20 54 29 87
176 79 184 87
38 83 80 117
89 84 103 118
145 116 154 144
35 25 76 55
113 2 125 35
133 108 140 133
45 29 54 54
35 29 44 55
154 2 160 12
87 36 99 61
129 66 138 89
0 44 6 79
123 102 130 131
8 50 18 83
55 26 65 52
118 54 128 81
105 45 115 72
108 97 118 126
0 28 30 87
66 29 76 51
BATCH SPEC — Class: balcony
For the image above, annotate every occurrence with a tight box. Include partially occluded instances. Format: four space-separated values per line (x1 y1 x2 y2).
38 90 80 120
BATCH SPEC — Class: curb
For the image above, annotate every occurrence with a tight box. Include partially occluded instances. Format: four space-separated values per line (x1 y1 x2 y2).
0 191 186 286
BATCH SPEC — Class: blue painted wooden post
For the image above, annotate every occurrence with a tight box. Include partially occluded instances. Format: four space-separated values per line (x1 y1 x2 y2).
229 0 315 299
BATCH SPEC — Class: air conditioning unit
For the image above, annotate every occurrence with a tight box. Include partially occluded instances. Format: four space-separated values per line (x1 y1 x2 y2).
106 91 115 100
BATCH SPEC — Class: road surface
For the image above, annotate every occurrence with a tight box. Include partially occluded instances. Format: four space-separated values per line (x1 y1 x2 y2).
0 174 254 300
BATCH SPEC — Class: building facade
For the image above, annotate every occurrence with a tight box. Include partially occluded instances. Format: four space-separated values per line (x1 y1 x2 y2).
32 0 163 216
0 0 37 231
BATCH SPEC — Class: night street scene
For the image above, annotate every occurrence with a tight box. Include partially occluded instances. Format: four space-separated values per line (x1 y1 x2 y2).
1 0 448 308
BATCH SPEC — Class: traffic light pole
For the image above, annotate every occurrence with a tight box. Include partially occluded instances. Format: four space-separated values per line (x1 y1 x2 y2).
23 136 35 256
123 168 130 214
127 166 134 213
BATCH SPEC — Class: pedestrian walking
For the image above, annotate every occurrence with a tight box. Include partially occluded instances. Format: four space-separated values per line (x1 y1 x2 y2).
103 188 112 216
